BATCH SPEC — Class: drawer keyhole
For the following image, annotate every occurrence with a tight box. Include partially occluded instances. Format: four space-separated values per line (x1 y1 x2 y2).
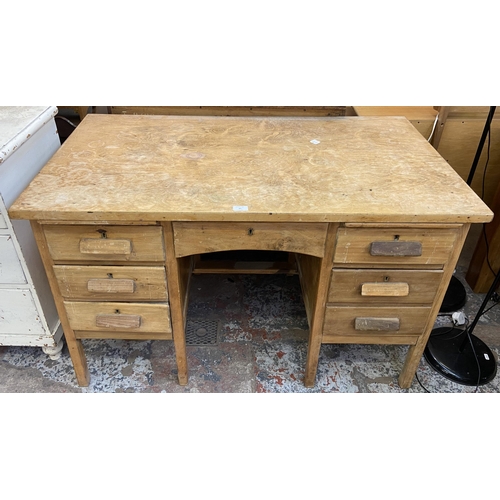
107 273 113 279
98 229 108 239
384 276 390 282
248 228 254 236
115 309 120 314
394 235 400 241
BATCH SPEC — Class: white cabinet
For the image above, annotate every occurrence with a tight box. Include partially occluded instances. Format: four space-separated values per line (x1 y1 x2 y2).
0 106 63 358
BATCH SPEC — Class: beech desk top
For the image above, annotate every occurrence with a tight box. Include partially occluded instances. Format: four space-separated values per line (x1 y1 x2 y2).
9 114 493 224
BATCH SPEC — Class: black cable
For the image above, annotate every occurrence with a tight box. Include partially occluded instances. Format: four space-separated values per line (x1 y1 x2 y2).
480 300 500 316
55 115 78 128
418 318 484 393
427 295 499 375
415 371 430 392
440 287 500 392
465 326 481 392
480 122 491 200
429 324 457 337
462 110 498 390
420 108 498 393
480 117 498 279
482 224 496 277
414 366 481 393
467 106 496 185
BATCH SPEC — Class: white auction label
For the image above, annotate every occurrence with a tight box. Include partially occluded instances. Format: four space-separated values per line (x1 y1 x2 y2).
233 205 249 211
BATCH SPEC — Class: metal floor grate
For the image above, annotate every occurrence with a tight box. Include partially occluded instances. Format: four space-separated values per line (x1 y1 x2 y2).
185 320 220 346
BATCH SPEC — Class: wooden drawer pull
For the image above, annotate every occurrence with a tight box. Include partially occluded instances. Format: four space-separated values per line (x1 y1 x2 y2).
354 317 400 331
87 279 136 294
80 238 132 255
96 313 142 329
370 241 422 257
361 282 409 297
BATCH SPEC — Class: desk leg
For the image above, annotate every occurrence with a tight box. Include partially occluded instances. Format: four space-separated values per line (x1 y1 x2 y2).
399 223 470 389
304 317 324 387
30 221 90 386
66 338 90 387
399 339 428 389
163 223 189 386
303 223 339 387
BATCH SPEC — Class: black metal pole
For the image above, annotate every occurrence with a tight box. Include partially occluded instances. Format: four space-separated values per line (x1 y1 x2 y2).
466 106 496 185
459 105 498 350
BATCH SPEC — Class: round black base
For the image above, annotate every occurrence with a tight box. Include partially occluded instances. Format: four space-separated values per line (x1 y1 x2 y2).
439 275 467 313
424 327 497 386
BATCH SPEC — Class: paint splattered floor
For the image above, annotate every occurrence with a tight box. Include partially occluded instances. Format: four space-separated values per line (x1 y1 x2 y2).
1 260 499 393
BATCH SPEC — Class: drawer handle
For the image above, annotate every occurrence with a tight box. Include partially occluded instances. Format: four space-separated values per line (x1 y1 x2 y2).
361 282 409 297
354 317 400 331
87 279 136 294
96 313 142 329
370 241 422 257
80 238 132 255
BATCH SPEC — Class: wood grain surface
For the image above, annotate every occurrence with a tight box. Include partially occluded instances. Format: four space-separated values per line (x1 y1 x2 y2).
9 115 493 224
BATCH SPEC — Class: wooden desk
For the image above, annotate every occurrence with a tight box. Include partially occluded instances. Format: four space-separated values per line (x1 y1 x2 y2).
9 115 493 389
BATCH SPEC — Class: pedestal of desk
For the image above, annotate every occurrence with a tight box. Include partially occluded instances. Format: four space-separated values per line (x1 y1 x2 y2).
28 218 470 389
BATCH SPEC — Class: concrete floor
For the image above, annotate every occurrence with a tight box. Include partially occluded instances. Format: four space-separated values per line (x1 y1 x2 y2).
1 225 499 393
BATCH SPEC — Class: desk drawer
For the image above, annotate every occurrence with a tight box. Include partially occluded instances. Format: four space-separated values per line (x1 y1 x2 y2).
44 225 165 262
173 222 328 258
54 265 168 301
64 301 172 335
322 305 431 344
333 227 459 266
328 269 443 305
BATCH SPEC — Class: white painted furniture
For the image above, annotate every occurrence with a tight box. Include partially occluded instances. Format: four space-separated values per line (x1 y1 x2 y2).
0 106 63 358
